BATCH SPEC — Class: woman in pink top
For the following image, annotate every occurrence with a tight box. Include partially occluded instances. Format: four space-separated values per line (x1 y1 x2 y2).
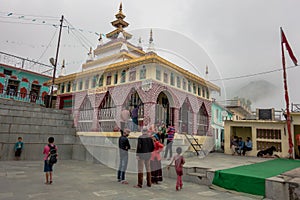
150 135 164 184
43 137 57 184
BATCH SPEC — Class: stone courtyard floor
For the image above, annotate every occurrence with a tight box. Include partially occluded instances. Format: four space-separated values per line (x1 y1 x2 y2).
0 158 264 200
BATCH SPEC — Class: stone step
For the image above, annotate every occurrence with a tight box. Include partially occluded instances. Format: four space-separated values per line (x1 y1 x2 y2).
187 172 207 178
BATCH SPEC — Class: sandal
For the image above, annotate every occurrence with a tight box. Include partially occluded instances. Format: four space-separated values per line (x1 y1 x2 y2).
133 185 142 188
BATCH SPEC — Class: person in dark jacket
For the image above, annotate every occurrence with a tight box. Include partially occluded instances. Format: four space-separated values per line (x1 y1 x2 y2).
117 129 131 184
134 127 154 188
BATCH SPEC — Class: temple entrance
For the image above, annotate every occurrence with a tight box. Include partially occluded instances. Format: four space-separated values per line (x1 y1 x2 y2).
124 90 144 131
179 98 193 134
156 92 174 126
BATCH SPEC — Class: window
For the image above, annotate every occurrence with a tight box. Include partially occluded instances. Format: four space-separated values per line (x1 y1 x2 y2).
79 80 83 90
84 79 89 89
170 73 175 86
92 76 97 88
98 75 104 87
188 81 191 92
206 88 210 99
193 83 196 94
183 79 186 90
106 74 112 85
4 69 12 76
121 70 126 83
176 76 181 88
198 86 201 96
72 81 77 91
140 66 146 80
67 82 71 92
114 73 118 84
156 67 161 80
129 71 136 81
163 72 168 83
202 88 205 98
61 83 65 93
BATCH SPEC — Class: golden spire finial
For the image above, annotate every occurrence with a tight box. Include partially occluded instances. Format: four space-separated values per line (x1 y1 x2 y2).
119 2 122 12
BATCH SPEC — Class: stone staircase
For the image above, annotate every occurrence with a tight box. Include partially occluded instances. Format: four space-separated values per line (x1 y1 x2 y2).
0 98 77 160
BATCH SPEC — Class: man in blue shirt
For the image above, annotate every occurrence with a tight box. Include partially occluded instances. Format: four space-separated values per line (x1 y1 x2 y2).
242 137 253 156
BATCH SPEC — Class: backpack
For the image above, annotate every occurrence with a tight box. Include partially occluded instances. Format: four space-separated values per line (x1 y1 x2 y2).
47 144 57 165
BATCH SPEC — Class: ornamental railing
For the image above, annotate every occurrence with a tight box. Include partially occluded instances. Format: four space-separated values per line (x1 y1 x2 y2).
0 89 46 105
292 103 300 112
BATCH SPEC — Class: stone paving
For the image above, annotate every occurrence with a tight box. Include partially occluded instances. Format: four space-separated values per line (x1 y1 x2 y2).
0 159 262 200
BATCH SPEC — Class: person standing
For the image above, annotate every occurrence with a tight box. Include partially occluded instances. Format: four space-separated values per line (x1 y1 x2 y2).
120 106 130 133
150 135 164 184
159 122 167 144
296 134 300 158
14 137 24 160
134 127 154 188
43 137 58 184
117 129 131 184
164 124 175 160
167 147 185 191
131 105 139 132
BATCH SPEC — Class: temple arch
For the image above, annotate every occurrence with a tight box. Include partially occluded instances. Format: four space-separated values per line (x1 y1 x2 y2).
98 91 117 131
179 98 193 133
78 97 93 132
197 103 209 135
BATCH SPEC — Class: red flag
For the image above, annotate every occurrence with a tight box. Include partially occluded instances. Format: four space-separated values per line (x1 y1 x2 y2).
281 28 298 66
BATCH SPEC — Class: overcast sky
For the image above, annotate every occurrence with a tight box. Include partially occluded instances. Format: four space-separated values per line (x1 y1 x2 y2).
1 0 300 110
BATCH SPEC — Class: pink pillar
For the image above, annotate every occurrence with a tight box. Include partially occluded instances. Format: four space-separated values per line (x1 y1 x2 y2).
73 109 80 128
143 102 156 127
115 105 122 130
192 112 198 135
173 107 180 133
91 107 99 131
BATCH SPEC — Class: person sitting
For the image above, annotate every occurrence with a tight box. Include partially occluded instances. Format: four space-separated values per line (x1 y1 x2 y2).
231 136 238 155
235 137 244 155
242 137 252 156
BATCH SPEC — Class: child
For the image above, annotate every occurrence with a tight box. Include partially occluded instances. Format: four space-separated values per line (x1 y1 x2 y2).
43 137 58 184
167 147 185 191
14 137 24 160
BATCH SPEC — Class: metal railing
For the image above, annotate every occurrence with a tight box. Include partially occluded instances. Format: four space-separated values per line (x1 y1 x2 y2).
0 89 46 105
292 103 300 112
0 51 53 76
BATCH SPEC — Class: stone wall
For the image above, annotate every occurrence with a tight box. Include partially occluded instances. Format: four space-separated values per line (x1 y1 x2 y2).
0 98 77 160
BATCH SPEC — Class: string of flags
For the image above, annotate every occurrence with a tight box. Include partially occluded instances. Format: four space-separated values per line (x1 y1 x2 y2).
1 12 103 37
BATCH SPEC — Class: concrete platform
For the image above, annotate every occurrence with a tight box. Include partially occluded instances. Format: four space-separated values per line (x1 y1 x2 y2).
0 159 263 200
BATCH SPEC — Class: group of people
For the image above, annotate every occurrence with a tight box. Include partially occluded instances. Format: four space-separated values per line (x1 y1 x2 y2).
117 122 185 191
231 136 253 156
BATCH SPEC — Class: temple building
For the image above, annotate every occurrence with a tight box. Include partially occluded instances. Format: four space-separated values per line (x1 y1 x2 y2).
54 3 220 136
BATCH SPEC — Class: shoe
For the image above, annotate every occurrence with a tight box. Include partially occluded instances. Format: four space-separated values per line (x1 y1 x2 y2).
49 180 52 184
180 184 182 189
176 186 179 191
133 185 142 188
121 180 128 184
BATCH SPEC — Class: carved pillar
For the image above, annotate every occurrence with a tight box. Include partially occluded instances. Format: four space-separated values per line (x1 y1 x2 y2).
115 105 123 130
91 106 99 132
173 107 180 133
55 95 61 109
73 109 80 128
192 112 198 135
143 102 156 127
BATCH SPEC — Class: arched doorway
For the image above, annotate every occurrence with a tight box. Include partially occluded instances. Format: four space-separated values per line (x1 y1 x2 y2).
197 104 209 135
124 90 144 131
78 98 93 132
179 98 193 134
156 92 174 126
98 92 117 132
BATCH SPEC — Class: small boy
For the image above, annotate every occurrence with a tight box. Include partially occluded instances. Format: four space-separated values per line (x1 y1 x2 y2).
14 137 24 160
167 147 185 191
43 137 58 184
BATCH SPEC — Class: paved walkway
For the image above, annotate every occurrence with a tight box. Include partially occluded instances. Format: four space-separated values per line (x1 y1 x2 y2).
0 157 263 200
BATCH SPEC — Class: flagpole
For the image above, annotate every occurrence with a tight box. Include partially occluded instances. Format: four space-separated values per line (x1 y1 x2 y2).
280 27 294 159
